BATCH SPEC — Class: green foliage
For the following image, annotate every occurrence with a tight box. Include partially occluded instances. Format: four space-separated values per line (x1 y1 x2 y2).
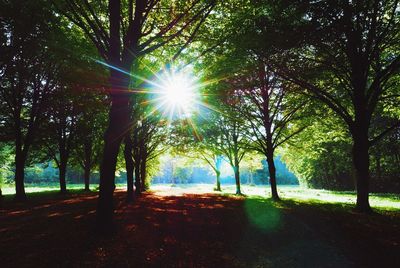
280 104 400 193
280 111 354 190
0 144 14 185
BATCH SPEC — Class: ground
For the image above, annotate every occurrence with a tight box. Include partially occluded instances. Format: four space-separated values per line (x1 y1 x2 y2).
0 185 399 267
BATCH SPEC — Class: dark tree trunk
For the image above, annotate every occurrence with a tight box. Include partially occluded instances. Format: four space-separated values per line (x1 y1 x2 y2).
58 145 69 194
233 165 241 195
134 157 141 195
394 151 400 169
59 161 67 194
215 170 221 191
140 154 147 192
14 104 27 201
83 140 92 191
266 152 280 201
124 135 134 201
96 0 131 229
132 130 142 196
97 69 131 227
14 145 27 202
347 60 373 212
84 165 91 191
375 153 381 181
352 127 372 212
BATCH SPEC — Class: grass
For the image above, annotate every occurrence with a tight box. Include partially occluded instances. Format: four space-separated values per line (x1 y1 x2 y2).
1 183 94 195
1 186 399 267
150 184 400 211
2 183 399 211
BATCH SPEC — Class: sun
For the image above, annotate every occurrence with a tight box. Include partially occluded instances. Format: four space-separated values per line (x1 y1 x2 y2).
154 68 199 119
163 73 193 108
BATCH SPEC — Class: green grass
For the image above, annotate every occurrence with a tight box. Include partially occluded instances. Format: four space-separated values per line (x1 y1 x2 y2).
150 184 400 211
276 187 400 211
0 183 133 195
1 183 97 195
2 183 399 211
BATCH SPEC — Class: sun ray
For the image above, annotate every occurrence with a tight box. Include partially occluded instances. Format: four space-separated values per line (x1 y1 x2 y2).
95 58 225 135
95 60 165 89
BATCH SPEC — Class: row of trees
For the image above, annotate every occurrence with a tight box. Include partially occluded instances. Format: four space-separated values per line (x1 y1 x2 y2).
1 0 399 226
205 0 400 212
0 1 108 198
172 0 399 212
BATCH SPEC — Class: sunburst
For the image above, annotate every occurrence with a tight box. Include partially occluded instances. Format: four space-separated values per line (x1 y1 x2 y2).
95 59 224 131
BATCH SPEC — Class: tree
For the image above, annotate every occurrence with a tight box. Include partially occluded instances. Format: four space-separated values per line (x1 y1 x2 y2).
43 89 79 193
197 151 223 191
280 110 355 190
239 62 307 200
241 153 264 186
170 118 224 191
71 91 106 191
34 22 103 194
131 112 167 196
0 0 59 200
203 107 249 195
280 1 399 211
205 44 308 199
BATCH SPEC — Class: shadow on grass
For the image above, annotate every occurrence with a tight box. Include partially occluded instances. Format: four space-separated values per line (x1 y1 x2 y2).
0 189 399 267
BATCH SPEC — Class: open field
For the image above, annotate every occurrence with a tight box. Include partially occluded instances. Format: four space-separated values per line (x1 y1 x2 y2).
3 183 399 211
0 186 399 267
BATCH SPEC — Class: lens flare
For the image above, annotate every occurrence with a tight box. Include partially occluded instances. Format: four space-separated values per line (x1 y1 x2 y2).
158 70 198 117
148 68 200 121
94 59 224 133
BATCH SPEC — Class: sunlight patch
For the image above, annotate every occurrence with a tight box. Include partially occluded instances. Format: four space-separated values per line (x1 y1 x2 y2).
244 199 281 232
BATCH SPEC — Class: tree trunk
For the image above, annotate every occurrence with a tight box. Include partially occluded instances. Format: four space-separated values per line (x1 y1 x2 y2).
83 140 92 191
266 153 280 201
375 153 381 181
352 128 372 212
140 155 147 192
14 146 27 201
124 135 134 201
233 166 241 195
97 69 131 228
394 151 400 169
132 130 141 196
215 170 221 191
84 165 91 191
134 157 141 195
59 162 67 194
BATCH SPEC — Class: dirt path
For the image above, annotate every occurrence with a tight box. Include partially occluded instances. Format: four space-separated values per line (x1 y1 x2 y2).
0 191 399 267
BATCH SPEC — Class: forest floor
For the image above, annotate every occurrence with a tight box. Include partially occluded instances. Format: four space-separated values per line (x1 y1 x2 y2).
0 186 399 267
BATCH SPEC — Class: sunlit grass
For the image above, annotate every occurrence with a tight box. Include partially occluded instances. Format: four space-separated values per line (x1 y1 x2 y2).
1 183 138 195
150 184 400 211
276 187 400 211
2 183 399 211
1 183 100 195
